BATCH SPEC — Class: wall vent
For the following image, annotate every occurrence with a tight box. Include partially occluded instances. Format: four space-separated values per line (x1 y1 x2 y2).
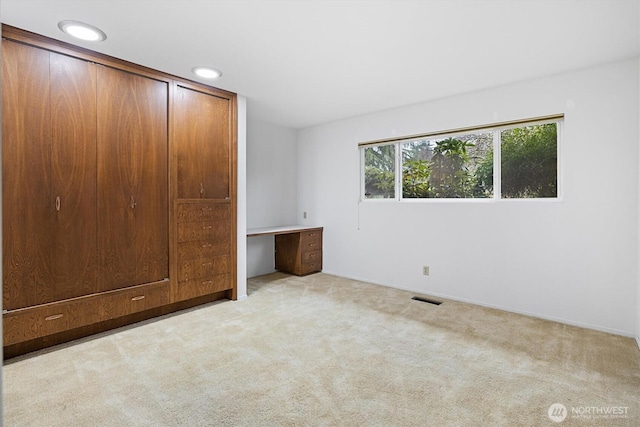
412 296 442 305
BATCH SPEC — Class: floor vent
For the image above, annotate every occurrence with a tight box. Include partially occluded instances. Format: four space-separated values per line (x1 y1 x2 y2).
412 296 442 305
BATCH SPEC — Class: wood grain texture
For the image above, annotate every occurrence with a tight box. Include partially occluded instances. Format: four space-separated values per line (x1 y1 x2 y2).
96 66 169 292
3 289 229 359
275 229 323 275
2 40 52 310
174 201 233 302
3 279 170 346
175 86 230 199
2 26 237 355
176 272 233 301
49 52 99 302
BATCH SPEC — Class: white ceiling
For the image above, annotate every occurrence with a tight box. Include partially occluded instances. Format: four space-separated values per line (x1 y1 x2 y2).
2 0 639 129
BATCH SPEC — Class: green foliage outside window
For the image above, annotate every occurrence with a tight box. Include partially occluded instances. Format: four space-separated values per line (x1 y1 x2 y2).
501 123 557 198
364 122 558 200
364 145 395 198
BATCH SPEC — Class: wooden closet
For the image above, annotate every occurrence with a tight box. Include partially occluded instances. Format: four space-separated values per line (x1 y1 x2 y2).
2 26 237 358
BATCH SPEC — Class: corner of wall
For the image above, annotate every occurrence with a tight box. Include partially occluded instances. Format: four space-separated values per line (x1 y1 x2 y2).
236 95 248 299
637 49 640 349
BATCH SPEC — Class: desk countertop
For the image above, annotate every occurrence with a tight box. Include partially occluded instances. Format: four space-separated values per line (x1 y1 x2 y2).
247 225 323 237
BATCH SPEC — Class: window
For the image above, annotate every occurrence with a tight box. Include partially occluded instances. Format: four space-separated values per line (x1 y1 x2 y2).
363 144 396 199
360 116 561 201
500 123 558 198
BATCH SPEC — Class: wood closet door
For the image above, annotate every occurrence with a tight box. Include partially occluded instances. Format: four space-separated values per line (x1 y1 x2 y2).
175 85 230 200
96 66 169 292
2 41 52 310
49 53 98 301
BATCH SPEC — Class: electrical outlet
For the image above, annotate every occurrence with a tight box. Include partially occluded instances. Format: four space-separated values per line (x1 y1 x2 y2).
422 266 430 276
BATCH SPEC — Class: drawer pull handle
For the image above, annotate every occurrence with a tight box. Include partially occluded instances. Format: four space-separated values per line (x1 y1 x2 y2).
202 262 213 267
202 243 213 248
309 243 316 247
202 226 213 230
202 280 213 285
131 296 145 301
45 314 64 321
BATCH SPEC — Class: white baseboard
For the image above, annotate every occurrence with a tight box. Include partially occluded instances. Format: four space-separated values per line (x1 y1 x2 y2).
322 270 635 339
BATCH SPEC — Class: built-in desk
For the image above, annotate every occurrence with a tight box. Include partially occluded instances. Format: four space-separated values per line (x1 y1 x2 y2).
247 226 323 276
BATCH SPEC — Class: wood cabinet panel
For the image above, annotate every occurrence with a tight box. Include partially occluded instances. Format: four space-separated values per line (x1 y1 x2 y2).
300 231 322 252
176 273 233 301
96 66 169 292
49 52 99 302
174 201 233 302
3 280 170 346
175 86 230 199
2 40 52 310
2 26 237 357
177 203 231 223
97 280 170 321
3 299 100 346
178 254 231 282
177 240 231 260
177 221 230 243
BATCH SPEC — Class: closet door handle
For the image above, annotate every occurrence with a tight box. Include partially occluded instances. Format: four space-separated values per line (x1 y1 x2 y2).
130 196 136 209
200 183 205 197
55 196 60 211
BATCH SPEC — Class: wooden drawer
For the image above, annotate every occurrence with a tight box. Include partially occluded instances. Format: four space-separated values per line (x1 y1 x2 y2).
300 249 322 274
177 203 230 223
98 281 171 321
300 230 322 251
301 250 322 264
178 254 231 282
178 239 231 260
3 280 170 346
274 228 323 276
177 221 229 242
176 272 233 301
3 299 100 346
300 260 322 275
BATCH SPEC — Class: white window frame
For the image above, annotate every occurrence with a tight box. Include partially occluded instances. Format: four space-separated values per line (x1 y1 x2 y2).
359 115 563 203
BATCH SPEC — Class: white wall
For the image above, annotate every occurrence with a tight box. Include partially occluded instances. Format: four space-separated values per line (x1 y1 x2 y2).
236 96 248 300
637 50 640 347
246 119 298 278
297 58 639 336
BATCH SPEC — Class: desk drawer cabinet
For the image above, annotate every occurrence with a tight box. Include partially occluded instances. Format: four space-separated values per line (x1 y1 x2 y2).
275 228 323 276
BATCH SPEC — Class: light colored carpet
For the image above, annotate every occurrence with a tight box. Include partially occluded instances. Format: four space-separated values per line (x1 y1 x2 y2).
3 272 640 426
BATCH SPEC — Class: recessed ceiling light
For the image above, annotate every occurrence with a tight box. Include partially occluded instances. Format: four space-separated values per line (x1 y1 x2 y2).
58 20 107 42
192 66 222 79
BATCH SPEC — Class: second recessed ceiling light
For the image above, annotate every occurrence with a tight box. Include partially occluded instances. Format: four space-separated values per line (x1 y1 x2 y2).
192 66 222 79
58 20 107 41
